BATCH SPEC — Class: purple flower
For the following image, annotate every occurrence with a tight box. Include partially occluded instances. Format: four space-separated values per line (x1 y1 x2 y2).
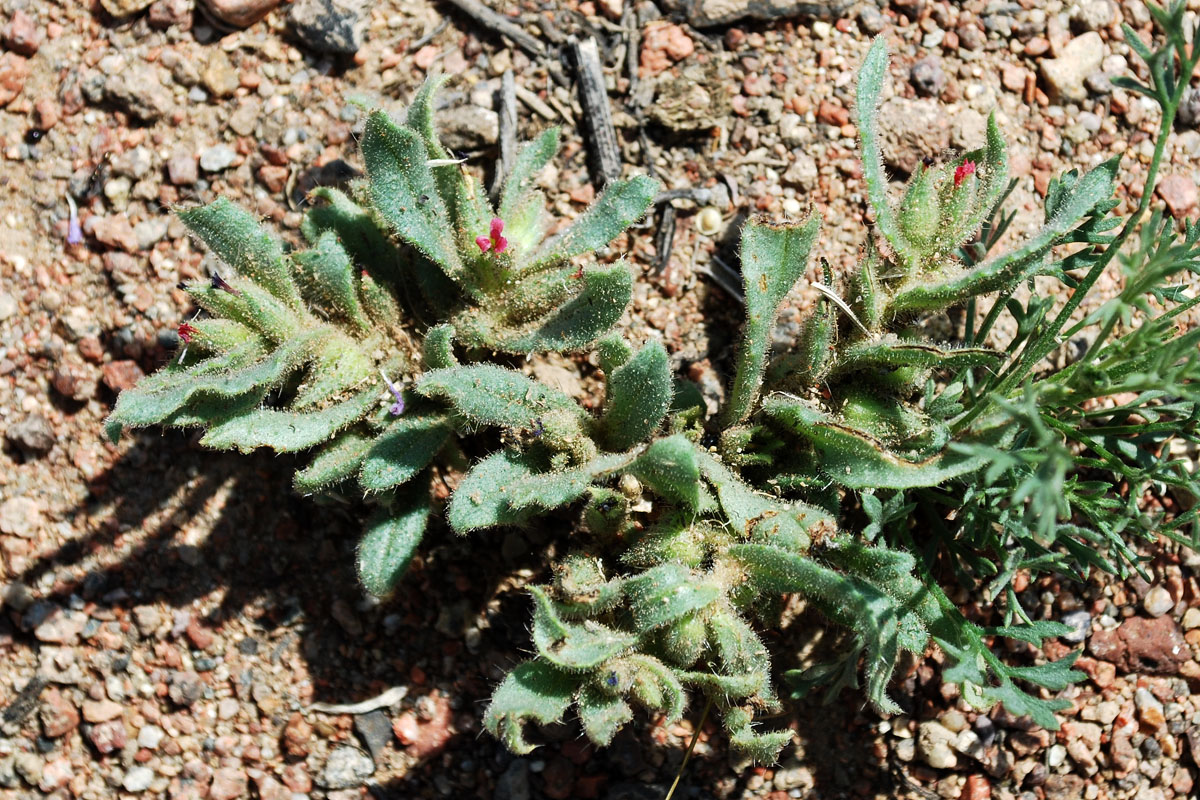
379 369 405 416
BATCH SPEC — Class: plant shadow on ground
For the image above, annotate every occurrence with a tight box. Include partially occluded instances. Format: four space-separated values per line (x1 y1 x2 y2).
6 425 905 798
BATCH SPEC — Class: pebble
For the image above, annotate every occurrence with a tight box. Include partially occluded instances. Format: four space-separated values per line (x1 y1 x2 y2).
288 0 367 56
200 144 237 172
353 710 393 762
34 607 87 644
39 688 80 738
122 766 154 793
1135 687 1166 729
1183 607 1200 630
1046 743 1067 768
437 105 499 150
0 292 17 320
640 22 694 75
104 67 172 122
210 767 248 800
199 0 280 27
87 719 128 754
6 413 54 458
319 746 374 789
1143 585 1174 617
149 0 193 28
100 0 155 15
917 720 958 769
13 752 42 787
1178 87 1200 129
909 57 945 98
81 698 123 723
169 672 205 706
1070 0 1115 31
1060 609 1092 643
1040 32 1104 103
137 725 165 749
202 52 240 98
167 149 199 185
0 52 29 107
1157 174 1199 219
3 10 40 56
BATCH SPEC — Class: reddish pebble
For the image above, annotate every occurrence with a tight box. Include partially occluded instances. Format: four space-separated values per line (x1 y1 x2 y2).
102 360 145 393
392 712 419 745
413 45 440 70
185 617 214 651
32 97 60 130
4 10 40 56
258 165 288 194
569 184 595 205
961 774 991 800
639 22 693 76
409 665 426 685
0 52 29 107
816 100 849 127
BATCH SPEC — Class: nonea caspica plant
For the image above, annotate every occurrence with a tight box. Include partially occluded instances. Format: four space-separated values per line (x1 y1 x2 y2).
106 2 1199 765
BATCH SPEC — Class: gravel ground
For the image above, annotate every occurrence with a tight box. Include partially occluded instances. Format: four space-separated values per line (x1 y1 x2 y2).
2 0 1200 798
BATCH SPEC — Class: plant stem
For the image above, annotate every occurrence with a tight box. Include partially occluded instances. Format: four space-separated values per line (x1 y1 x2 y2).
663 694 713 800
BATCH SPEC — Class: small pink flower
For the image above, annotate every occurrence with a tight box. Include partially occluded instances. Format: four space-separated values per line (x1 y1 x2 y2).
954 160 977 188
177 322 197 343
477 218 508 254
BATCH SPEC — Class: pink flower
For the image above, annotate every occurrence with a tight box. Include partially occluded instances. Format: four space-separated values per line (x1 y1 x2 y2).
954 160 977 188
476 217 508 254
177 322 197 343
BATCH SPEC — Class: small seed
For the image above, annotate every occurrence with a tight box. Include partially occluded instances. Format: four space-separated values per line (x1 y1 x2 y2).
695 207 723 236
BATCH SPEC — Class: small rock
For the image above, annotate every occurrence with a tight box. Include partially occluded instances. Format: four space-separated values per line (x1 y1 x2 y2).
1060 610 1092 643
82 698 123 723
3 10 41 56
876 97 951 173
39 688 80 738
1143 585 1175 617
252 773 290 800
105 67 172 122
288 0 367 55
52 363 99 402
12 752 42 787
961 774 991 800
169 672 204 706
199 144 237 172
199 0 280 27
1135 687 1166 729
122 766 154 793
437 105 499 150
639 22 693 76
494 759 530 800
102 360 145 393
318 746 374 789
134 218 169 250
149 0 193 28
1070 0 1115 31
100 0 156 16
957 22 985 50
283 712 313 757
917 721 958 769
1177 87 1200 129
1182 607 1200 630
86 214 140 252
688 0 852 27
6 413 54 458
167 149 199 185
210 767 248 800
816 99 849 127
1040 32 1105 103
38 757 72 793
87 719 128 754
1088 615 1189 673
1046 743 1067 768
0 52 29 107
0 292 17 320
35 607 87 644
1157 174 1199 220
909 57 945 97
138 725 165 749
354 710 393 762
202 51 240 98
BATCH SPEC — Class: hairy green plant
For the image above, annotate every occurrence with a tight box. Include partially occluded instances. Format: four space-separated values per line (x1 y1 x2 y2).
104 78 659 596
104 1 1200 768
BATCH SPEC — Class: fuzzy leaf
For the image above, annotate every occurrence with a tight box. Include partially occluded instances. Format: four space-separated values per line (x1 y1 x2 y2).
577 686 633 747
624 564 720 632
725 215 821 424
762 396 991 489
856 37 908 263
179 197 302 308
362 110 464 283
628 435 703 509
417 364 585 430
530 587 637 670
889 157 1120 313
359 411 452 492
357 486 431 596
530 175 659 269
294 231 371 333
423 323 458 369
600 341 672 451
301 186 404 286
294 429 375 494
484 661 579 755
500 127 560 223
833 337 1002 375
467 262 634 353
200 387 378 453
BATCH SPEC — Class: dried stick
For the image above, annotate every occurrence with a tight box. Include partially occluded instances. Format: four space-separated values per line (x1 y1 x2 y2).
441 0 545 58
491 69 518 201
570 36 622 187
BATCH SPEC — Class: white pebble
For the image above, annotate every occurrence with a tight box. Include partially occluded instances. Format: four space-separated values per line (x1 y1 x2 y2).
123 766 155 793
1143 585 1173 617
137 725 165 750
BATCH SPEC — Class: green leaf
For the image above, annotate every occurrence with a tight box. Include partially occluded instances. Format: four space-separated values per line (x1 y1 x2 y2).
856 37 908 264
484 661 579 754
179 197 302 308
359 411 452 492
530 174 659 269
628 434 702 509
465 262 634 353
361 110 464 284
624 564 720 632
832 337 1002 376
417 364 585 430
301 186 404 286
357 486 431 596
422 323 458 369
294 231 371 333
294 429 375 494
500 127 560 224
762 396 991 489
600 341 673 451
889 157 1120 314
200 387 378 453
577 685 633 747
530 586 637 671
725 215 821 425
